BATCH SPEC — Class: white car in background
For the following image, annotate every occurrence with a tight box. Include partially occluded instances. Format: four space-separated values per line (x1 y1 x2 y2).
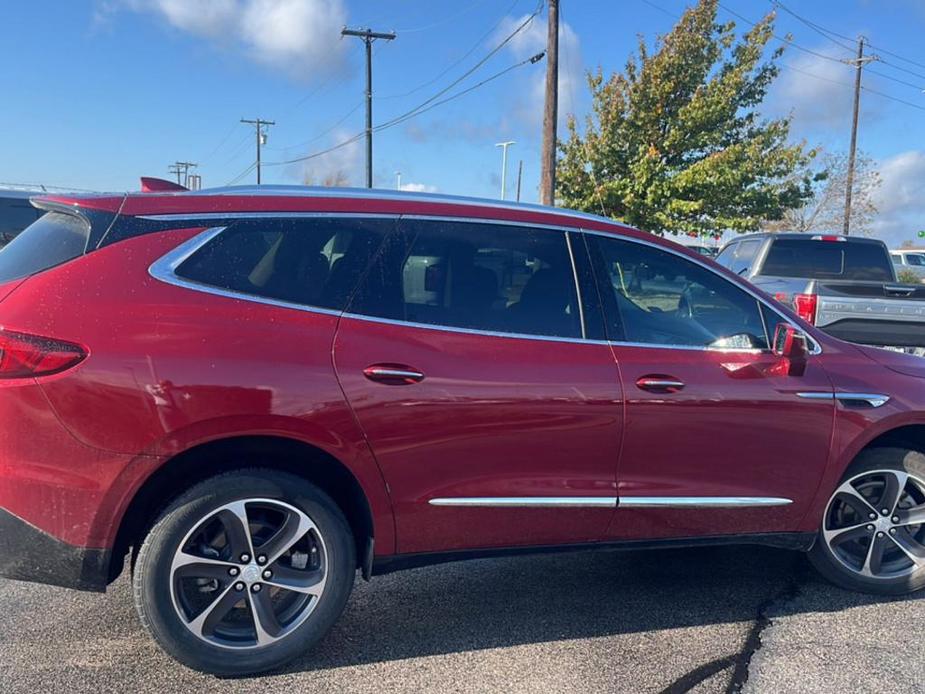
890 249 925 283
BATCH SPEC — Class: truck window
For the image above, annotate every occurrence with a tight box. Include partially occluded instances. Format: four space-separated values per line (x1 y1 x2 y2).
759 239 893 281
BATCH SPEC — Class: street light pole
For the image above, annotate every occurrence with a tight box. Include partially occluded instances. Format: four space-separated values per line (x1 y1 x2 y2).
495 141 515 200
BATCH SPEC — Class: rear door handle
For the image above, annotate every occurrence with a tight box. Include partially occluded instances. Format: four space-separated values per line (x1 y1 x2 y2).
635 375 685 392
363 364 425 384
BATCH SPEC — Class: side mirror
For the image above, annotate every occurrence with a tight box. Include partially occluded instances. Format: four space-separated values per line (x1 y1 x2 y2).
772 323 808 375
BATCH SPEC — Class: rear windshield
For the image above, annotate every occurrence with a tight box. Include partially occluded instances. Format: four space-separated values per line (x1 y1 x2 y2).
759 239 893 281
0 211 90 283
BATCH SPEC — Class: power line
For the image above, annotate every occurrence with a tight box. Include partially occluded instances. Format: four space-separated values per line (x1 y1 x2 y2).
772 0 925 74
265 52 545 168
378 0 522 101
394 0 495 33
771 1 855 52
225 161 257 186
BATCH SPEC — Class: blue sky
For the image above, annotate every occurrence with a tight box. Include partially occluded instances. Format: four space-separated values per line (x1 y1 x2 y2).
3 1 925 244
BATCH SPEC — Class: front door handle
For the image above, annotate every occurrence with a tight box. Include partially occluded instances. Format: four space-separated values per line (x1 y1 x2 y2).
363 364 425 385
635 375 685 392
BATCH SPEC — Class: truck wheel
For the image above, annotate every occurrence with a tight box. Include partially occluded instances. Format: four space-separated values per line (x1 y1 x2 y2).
132 469 356 675
810 448 925 595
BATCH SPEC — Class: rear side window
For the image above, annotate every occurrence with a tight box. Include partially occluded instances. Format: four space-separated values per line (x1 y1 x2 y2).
174 218 394 311
760 239 893 281
348 220 582 338
0 211 90 283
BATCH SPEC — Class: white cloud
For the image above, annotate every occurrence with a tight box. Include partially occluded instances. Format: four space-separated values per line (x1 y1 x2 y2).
871 150 925 247
113 0 348 80
496 12 583 130
770 49 881 135
399 182 437 193
297 129 362 186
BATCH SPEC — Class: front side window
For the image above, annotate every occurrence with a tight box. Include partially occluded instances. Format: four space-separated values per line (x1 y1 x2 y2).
349 220 582 339
907 254 925 267
589 235 768 350
174 217 394 311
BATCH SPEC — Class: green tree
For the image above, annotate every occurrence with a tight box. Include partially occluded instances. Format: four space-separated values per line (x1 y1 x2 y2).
558 0 817 237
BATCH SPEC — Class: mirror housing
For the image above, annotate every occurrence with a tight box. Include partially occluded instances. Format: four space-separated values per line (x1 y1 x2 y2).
772 323 808 375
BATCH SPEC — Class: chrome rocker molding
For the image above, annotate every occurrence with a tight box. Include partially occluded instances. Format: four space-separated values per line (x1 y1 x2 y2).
618 496 792 508
796 392 891 408
428 497 617 508
428 496 793 508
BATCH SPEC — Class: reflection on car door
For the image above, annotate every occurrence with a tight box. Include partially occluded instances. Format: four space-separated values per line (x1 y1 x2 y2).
333 219 623 554
584 233 835 539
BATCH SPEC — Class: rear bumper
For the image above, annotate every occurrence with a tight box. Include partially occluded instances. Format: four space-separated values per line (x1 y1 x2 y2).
0 508 109 591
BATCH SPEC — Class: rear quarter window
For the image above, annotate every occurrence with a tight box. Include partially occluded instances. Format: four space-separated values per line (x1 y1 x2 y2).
0 211 90 282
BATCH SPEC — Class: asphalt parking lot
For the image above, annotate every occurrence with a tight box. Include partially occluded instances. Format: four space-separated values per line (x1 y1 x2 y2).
1 545 922 693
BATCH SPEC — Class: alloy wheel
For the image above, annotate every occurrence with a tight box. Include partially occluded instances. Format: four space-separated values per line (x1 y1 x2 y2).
823 470 925 579
169 498 327 649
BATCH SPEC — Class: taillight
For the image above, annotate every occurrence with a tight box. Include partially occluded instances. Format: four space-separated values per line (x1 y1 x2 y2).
0 329 86 379
793 293 818 325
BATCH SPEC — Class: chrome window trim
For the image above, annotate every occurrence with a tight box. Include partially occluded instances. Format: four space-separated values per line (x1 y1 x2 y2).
619 496 793 508
148 224 611 347
580 228 823 355
428 497 617 508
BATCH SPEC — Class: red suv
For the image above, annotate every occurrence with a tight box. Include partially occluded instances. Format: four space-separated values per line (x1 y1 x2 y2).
2 186 925 674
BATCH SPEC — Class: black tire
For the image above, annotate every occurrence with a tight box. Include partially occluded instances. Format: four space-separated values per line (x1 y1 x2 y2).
132 469 356 676
809 448 925 596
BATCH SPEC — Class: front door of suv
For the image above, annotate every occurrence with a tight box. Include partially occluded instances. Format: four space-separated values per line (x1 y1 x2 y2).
584 233 836 540
333 219 623 554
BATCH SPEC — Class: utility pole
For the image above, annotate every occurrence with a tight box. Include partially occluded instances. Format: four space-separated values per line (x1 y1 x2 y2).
395 171 402 190
516 160 523 202
540 0 559 206
168 161 197 187
842 37 877 235
342 27 397 188
240 118 275 185
496 141 515 200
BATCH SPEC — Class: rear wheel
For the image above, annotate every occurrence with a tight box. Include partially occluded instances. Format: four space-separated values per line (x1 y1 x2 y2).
810 448 925 595
133 469 356 675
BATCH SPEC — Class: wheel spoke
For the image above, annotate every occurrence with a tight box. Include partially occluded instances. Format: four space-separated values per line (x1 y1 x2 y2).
879 471 909 517
264 564 326 597
889 531 925 568
861 534 890 577
173 561 236 582
823 522 870 547
217 501 256 560
187 584 243 638
895 504 925 527
247 589 283 646
172 550 236 571
834 481 879 519
257 511 315 566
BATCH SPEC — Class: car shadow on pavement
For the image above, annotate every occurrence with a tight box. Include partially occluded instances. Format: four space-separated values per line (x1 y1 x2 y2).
282 544 925 677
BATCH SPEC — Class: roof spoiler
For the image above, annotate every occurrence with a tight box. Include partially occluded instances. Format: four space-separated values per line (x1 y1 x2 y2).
140 177 189 193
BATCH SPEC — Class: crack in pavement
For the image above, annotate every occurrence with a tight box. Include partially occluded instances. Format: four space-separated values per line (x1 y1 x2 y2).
726 560 807 693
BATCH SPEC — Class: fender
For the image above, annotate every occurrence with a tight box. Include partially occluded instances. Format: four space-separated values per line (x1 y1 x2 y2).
86 415 396 556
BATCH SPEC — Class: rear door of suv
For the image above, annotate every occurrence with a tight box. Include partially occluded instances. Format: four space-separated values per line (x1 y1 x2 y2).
332 216 623 554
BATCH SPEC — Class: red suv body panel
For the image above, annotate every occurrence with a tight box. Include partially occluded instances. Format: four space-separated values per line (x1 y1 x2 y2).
0 187 923 591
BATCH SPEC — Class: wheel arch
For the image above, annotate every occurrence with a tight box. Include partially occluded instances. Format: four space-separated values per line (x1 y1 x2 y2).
107 435 381 584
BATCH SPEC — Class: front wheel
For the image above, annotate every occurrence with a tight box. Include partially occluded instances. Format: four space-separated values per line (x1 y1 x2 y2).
132 469 356 675
810 448 925 595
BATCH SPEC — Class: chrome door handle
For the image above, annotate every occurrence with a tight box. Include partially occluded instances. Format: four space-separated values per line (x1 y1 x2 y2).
363 364 425 384
636 376 685 392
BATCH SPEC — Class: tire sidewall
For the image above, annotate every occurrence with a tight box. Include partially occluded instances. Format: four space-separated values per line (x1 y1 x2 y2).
810 447 925 596
133 470 355 675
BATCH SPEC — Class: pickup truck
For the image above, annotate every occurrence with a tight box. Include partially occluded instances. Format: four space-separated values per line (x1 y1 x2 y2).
715 232 925 355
